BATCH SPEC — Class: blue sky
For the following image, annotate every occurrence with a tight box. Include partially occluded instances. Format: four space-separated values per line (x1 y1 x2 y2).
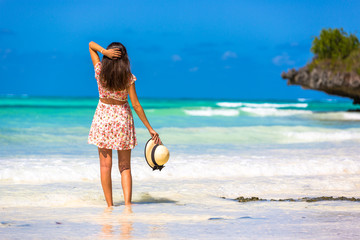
0 0 359 99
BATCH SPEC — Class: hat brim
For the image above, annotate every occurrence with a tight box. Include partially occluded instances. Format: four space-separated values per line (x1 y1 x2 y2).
144 138 156 169
144 138 169 171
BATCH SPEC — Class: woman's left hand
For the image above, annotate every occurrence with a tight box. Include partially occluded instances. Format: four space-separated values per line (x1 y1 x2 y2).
149 129 162 145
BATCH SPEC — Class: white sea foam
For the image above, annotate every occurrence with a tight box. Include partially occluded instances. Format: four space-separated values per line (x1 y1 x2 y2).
0 159 100 184
1 151 359 184
183 106 310 117
240 107 311 116
242 103 308 108
310 112 360 121
342 112 360 120
135 154 360 181
192 102 312 117
216 102 308 108
216 102 244 108
183 107 239 116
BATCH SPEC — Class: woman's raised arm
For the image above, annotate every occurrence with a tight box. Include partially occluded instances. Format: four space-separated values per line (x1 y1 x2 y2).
89 41 122 66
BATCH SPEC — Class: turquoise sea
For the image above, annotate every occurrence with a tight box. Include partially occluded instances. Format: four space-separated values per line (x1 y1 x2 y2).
1 96 360 239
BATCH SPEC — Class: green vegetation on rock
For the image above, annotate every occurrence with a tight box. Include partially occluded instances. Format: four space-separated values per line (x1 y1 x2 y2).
311 28 359 60
309 28 360 74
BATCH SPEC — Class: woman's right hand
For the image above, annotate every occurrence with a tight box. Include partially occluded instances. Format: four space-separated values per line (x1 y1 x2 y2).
149 129 162 145
103 48 122 59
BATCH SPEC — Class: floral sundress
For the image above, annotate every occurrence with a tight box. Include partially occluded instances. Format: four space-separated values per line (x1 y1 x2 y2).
88 62 137 150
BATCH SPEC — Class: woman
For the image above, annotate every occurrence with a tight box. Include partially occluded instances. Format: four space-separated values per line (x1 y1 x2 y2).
88 41 161 207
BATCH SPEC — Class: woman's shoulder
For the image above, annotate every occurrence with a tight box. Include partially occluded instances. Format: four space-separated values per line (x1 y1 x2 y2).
130 74 137 85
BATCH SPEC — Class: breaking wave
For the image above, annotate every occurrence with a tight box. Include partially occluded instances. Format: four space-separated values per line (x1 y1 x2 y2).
216 102 308 108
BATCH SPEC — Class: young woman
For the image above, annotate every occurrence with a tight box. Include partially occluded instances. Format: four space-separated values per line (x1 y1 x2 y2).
88 41 161 207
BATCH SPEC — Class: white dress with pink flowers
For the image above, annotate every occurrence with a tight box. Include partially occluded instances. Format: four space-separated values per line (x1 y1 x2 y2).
88 62 137 150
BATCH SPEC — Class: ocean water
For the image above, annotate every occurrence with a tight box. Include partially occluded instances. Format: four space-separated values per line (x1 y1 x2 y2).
1 96 360 239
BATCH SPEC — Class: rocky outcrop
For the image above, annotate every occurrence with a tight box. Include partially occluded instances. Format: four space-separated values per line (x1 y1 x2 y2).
281 66 360 104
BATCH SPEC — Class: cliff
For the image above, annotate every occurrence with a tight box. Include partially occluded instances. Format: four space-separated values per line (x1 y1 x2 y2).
281 66 360 104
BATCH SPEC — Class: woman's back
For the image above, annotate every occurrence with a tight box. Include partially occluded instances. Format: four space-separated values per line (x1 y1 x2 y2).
94 62 137 101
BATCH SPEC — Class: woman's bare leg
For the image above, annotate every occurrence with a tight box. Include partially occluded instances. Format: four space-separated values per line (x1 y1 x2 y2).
98 148 113 207
117 149 132 205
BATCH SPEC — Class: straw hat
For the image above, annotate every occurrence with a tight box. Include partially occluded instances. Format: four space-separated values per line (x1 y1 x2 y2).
144 138 170 171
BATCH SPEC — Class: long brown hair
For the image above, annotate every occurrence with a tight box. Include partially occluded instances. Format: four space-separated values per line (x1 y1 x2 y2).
99 42 132 91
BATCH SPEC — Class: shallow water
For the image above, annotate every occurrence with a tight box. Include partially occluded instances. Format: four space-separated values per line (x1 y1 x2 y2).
1 96 360 239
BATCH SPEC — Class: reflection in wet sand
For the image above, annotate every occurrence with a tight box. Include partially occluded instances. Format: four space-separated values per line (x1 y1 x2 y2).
100 207 114 239
119 206 133 239
99 206 133 239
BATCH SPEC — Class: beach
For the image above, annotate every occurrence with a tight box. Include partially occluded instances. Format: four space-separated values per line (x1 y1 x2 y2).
1 96 360 239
